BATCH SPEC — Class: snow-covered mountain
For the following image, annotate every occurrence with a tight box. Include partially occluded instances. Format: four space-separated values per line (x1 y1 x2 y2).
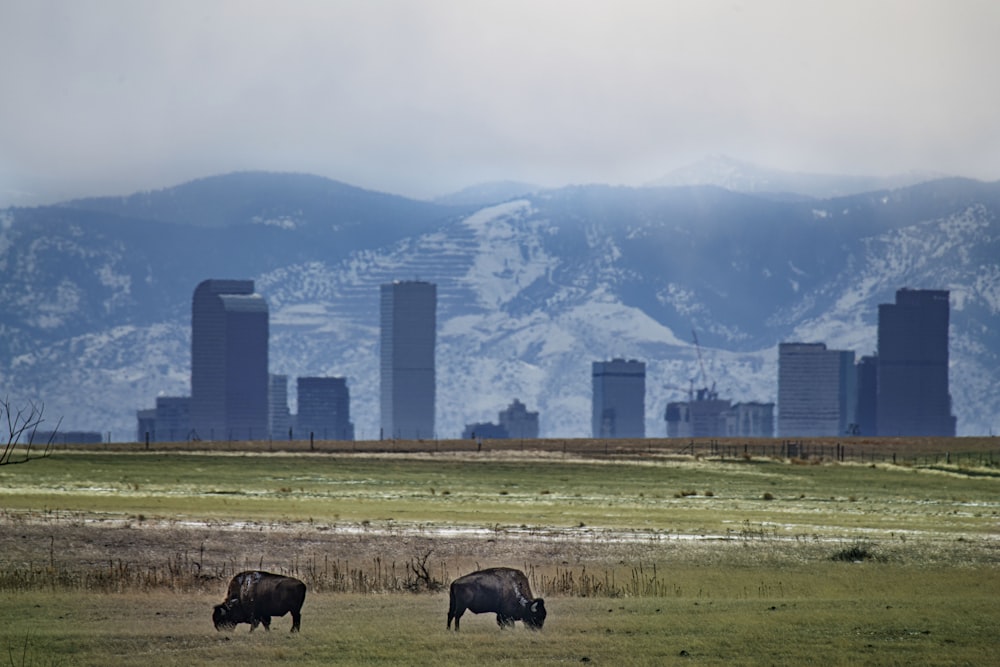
2 172 998 439
647 155 947 200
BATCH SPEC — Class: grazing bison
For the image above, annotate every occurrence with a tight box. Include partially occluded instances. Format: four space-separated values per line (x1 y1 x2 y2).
447 567 546 631
212 571 306 633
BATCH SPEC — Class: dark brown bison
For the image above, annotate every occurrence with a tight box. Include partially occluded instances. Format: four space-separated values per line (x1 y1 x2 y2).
447 567 546 631
212 571 306 633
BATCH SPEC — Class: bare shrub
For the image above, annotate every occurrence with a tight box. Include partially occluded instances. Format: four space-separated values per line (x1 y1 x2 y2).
832 539 884 563
1 397 59 466
405 550 444 592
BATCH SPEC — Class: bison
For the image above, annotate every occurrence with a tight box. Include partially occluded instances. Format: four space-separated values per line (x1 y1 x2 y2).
447 567 546 631
212 571 306 633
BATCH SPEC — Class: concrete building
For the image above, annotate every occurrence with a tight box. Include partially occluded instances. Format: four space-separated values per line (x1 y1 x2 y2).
190 279 269 441
297 376 354 440
592 358 645 438
269 374 291 440
380 281 436 440
499 398 539 439
463 399 540 440
155 396 191 442
665 387 729 438
136 396 191 442
724 401 775 438
666 390 773 438
778 343 855 437
876 288 955 436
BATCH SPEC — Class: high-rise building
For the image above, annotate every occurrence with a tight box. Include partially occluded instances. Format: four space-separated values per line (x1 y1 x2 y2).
876 288 955 436
592 358 645 438
269 374 291 440
725 402 775 438
778 343 854 437
297 376 354 440
499 398 539 439
380 281 436 440
190 279 269 441
854 355 878 436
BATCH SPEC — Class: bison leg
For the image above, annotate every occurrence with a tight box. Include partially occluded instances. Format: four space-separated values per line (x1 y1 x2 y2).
260 615 271 631
448 606 464 631
496 614 515 629
290 610 301 633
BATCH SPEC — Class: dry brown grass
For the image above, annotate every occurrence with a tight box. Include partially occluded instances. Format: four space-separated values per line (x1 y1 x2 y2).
48 435 1000 466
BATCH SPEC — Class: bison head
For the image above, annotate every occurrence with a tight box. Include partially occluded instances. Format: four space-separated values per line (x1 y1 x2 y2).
212 601 244 631
524 599 546 630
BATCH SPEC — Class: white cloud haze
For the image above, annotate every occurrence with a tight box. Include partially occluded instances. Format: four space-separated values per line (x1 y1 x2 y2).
1 0 998 206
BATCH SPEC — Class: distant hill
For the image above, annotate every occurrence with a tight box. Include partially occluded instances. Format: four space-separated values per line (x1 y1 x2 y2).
433 180 543 207
647 155 948 199
60 171 467 230
2 172 997 439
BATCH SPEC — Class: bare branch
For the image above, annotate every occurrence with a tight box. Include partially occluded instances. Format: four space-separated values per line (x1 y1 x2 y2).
1 398 60 466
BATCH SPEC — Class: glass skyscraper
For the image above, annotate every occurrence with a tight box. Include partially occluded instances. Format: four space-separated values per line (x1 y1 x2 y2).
380 281 436 440
297 376 353 441
777 342 855 437
592 358 646 438
876 288 955 436
190 279 269 441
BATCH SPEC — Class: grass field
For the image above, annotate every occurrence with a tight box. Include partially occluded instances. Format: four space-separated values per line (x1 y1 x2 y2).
1 441 998 665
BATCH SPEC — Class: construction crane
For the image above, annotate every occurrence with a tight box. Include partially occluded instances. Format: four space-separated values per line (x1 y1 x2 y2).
691 328 716 400
662 380 694 402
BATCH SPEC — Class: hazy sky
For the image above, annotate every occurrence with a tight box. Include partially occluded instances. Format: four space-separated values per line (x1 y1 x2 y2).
2 0 998 206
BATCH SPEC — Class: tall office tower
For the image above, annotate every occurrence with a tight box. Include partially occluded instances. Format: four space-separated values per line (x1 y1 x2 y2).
854 355 878 436
297 376 354 440
269 374 291 440
778 343 855 437
190 279 269 441
380 281 436 439
592 358 646 438
499 398 540 439
876 289 955 436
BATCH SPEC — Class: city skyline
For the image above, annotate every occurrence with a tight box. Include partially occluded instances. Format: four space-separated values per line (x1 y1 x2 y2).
137 279 955 442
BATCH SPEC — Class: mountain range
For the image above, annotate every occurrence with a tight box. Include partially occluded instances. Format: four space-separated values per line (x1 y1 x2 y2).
1 161 998 440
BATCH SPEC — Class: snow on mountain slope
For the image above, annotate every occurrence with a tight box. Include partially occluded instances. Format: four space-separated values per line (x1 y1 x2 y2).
2 173 998 439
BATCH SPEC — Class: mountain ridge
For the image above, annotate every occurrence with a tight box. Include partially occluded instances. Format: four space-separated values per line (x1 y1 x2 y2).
646 154 952 199
1 171 997 439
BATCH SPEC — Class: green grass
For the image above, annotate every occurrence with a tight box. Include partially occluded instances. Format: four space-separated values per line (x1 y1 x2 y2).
1 448 998 664
3 565 997 666
2 451 998 539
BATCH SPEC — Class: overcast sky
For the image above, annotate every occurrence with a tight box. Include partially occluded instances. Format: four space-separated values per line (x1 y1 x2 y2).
2 0 998 206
